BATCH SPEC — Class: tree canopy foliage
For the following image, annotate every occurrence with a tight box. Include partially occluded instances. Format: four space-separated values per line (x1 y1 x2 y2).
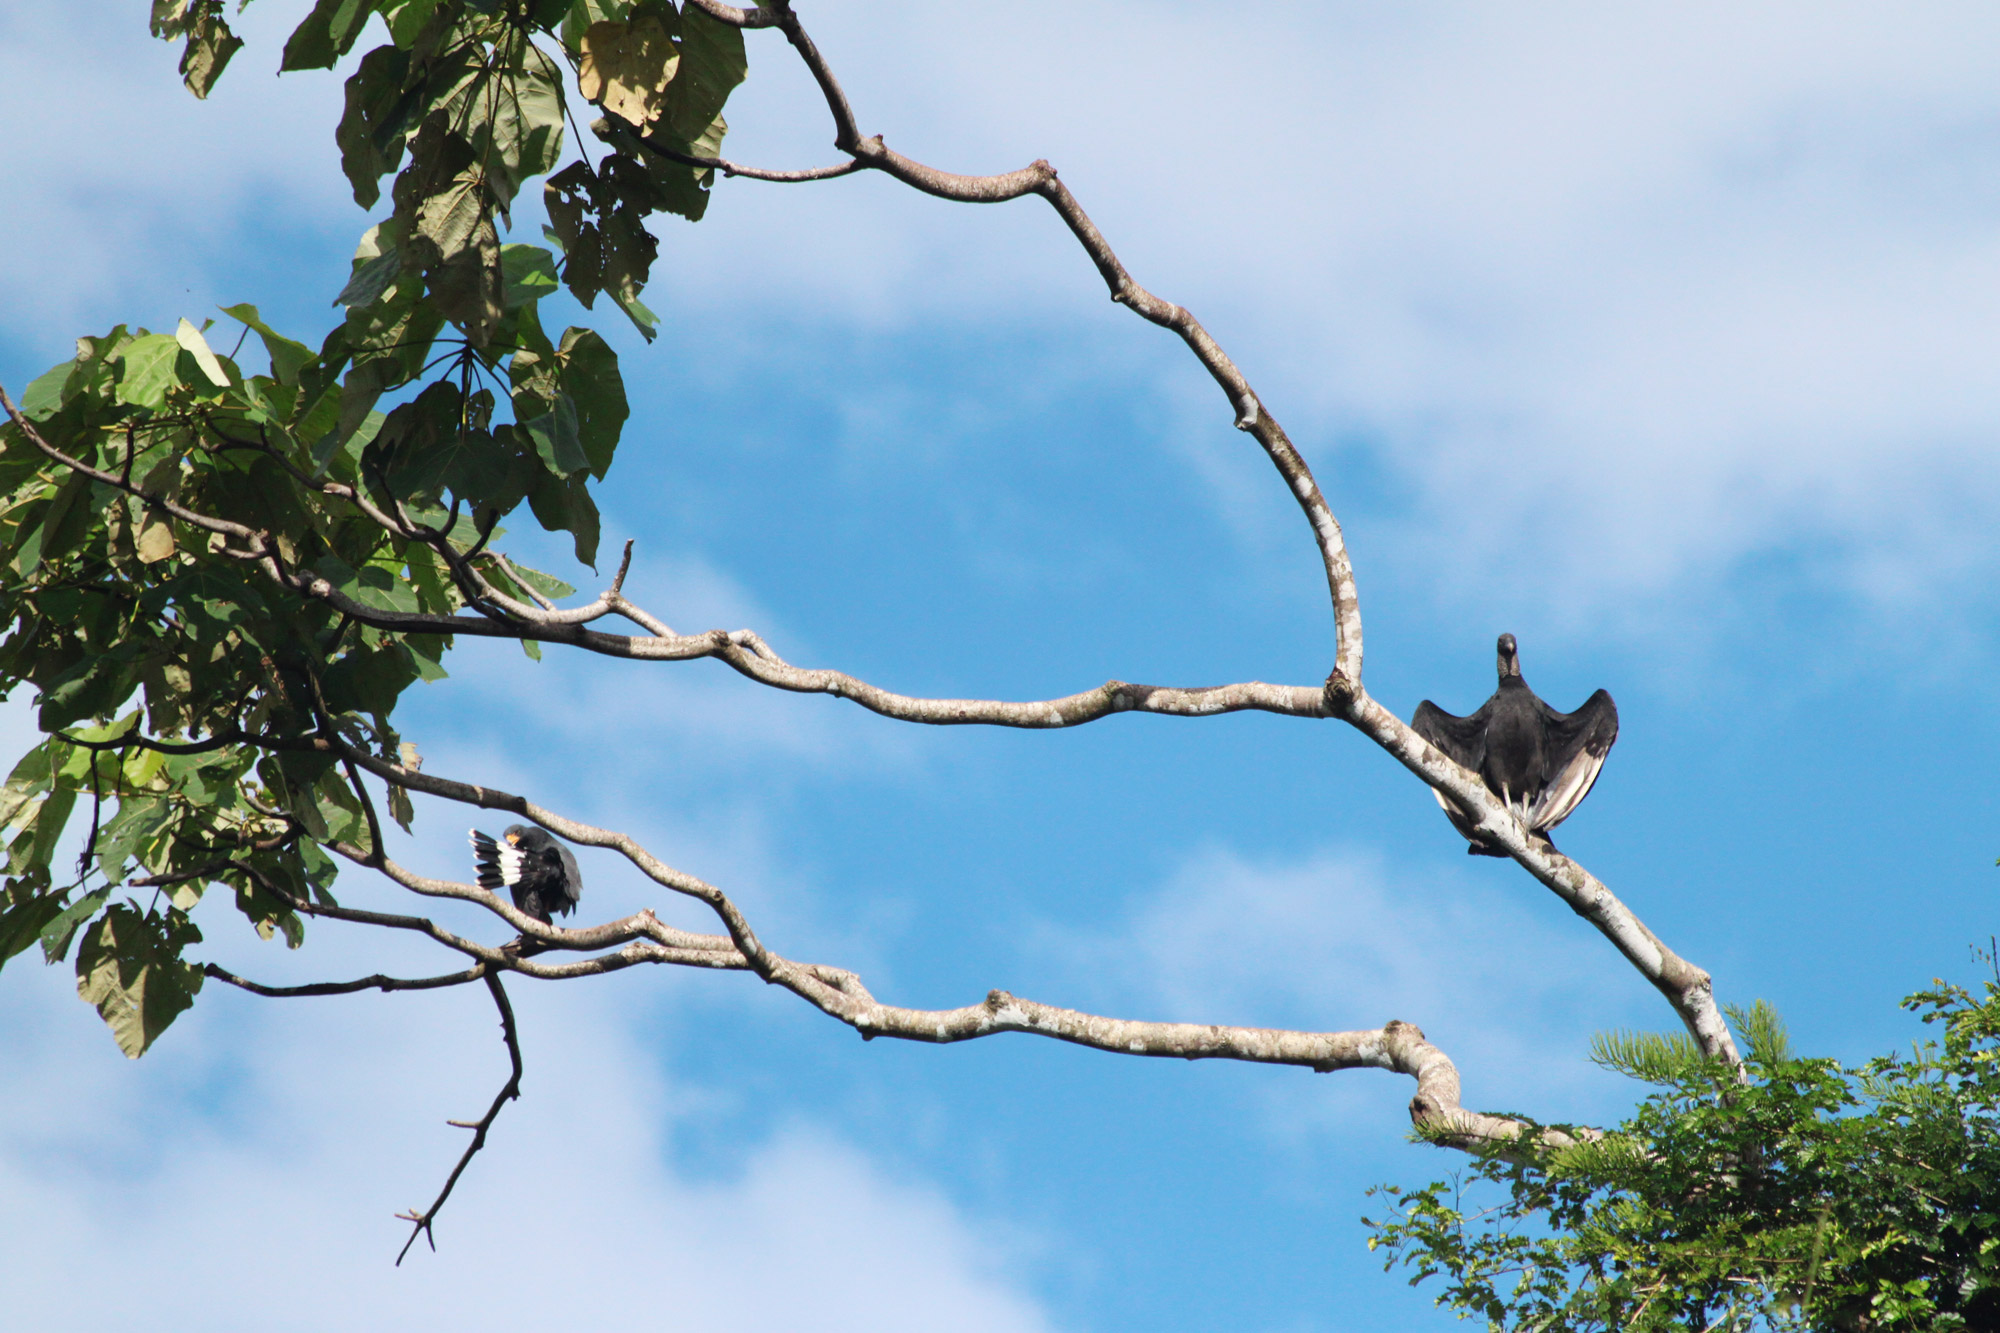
1367 978 2000 1331
0 0 733 1055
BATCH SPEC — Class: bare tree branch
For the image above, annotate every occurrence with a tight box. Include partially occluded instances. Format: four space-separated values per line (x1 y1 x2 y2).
395 970 522 1265
2 151 1739 1074
620 122 863 182
681 0 783 30
203 961 487 997
1 388 1340 732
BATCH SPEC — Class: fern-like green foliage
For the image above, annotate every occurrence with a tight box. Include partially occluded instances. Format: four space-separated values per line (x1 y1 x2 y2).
1587 998 1795 1089
1587 1026 1706 1084
1725 997 1795 1065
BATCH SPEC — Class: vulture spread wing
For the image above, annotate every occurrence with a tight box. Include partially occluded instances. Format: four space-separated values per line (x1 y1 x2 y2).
1527 688 1618 832
1411 698 1496 844
1411 698 1492 774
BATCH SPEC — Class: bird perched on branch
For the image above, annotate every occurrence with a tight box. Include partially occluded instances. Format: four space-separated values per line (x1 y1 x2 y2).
1411 634 1619 857
469 825 583 924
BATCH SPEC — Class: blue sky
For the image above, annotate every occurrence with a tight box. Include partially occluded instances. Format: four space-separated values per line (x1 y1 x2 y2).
3 3 2000 1329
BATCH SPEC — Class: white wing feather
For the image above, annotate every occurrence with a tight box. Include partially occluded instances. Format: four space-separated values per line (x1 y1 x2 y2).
1528 746 1608 831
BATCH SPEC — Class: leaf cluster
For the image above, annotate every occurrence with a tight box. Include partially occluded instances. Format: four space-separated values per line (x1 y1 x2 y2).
0 0 745 1058
1365 991 2000 1331
162 0 749 344
0 276 619 1053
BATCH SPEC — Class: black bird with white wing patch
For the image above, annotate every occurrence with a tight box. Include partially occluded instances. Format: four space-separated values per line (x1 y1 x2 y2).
470 824 583 923
1411 634 1619 857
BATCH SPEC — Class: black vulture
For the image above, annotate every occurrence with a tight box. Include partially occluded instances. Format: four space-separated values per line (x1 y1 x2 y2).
469 824 583 923
1411 634 1618 857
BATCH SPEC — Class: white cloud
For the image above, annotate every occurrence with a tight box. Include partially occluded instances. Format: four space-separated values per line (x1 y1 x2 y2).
1059 843 1659 1132
9 3 1999 626
655 3 2000 623
0 955 1054 1333
0 2 352 341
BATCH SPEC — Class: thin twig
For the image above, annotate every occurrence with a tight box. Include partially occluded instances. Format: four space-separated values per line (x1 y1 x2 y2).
395 971 523 1264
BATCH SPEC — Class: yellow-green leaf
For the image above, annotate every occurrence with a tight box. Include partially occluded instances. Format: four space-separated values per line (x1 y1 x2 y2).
136 511 177 563
75 904 204 1058
578 16 679 127
175 318 231 388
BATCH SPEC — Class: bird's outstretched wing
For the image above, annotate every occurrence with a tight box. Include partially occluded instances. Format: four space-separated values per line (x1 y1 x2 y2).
1412 699 1501 848
1528 689 1618 832
551 842 583 915
1411 699 1490 772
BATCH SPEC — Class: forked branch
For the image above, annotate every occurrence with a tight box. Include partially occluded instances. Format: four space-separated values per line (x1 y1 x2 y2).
668 1 1739 1066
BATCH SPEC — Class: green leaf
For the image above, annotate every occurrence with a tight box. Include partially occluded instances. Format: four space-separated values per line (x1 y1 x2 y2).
633 111 727 221
39 649 139 733
561 0 629 50
1726 998 1795 1065
378 0 441 45
149 0 191 34
387 782 415 833
20 359 76 420
399 118 487 263
280 0 374 72
501 244 560 309
664 3 747 146
175 318 231 388
601 208 660 338
219 304 314 386
0 875 65 971
116 333 182 409
337 225 446 388
363 381 534 514
312 553 419 615
2 742 57 816
323 640 420 719
528 468 601 567
151 1 243 99
556 328 627 478
24 469 95 581
75 903 204 1058
1588 1027 1707 1084
502 560 575 601
94 795 174 880
395 118 504 342
335 244 403 311
522 394 588 476
40 886 110 964
26 787 76 876
335 44 415 210
178 4 242 99
486 46 568 205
